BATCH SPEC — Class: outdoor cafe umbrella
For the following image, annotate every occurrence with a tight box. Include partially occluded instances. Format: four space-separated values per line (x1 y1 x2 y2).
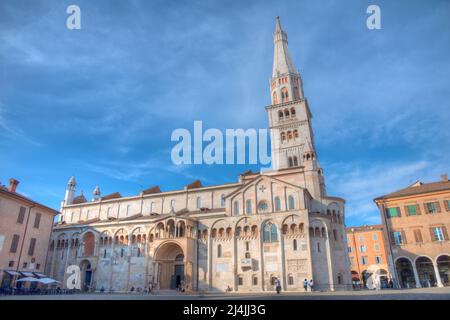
37 278 60 285
16 277 39 282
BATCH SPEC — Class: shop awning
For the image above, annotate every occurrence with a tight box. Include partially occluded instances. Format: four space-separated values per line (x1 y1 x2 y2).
37 278 60 285
20 272 35 277
4 270 21 276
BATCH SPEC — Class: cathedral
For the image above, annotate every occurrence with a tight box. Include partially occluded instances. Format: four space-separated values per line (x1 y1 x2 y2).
47 17 351 292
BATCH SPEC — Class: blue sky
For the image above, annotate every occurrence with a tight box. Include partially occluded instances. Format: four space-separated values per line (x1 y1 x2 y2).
1 0 449 226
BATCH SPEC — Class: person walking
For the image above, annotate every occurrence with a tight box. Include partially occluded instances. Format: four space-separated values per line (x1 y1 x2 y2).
303 279 308 292
308 279 314 292
274 278 281 294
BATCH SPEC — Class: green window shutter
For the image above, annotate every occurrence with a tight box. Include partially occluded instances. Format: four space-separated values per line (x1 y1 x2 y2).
407 205 417 216
388 207 398 217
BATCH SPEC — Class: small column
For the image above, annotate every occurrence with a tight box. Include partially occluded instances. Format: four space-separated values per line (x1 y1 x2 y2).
412 264 422 288
433 261 444 287
109 240 115 291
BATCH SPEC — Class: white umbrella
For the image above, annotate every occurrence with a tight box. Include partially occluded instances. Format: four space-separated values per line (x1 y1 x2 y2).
16 277 39 282
37 278 60 285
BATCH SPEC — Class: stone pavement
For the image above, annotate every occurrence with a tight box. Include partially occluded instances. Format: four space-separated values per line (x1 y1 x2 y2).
1 287 450 300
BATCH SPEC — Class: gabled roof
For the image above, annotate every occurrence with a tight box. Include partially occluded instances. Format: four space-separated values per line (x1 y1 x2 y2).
141 186 161 195
186 180 202 189
72 194 87 204
374 179 450 201
101 192 122 200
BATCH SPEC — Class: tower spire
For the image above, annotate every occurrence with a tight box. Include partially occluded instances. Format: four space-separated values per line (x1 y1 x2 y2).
272 16 297 78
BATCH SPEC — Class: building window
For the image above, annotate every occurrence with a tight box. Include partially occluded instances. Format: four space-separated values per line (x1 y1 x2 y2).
347 246 353 253
33 213 41 229
406 205 417 216
393 231 403 245
234 201 240 216
245 242 249 251
217 244 222 258
373 233 378 241
337 274 342 285
8 261 14 267
238 276 243 286
333 229 338 241
263 223 278 242
28 238 36 256
445 200 450 211
23 262 28 269
288 195 295 210
10 234 20 253
317 242 321 252
103 249 107 258
359 235 364 242
375 256 382 264
386 207 400 218
258 201 268 212
17 206 26 224
293 239 297 251
252 276 258 286
432 227 447 242
361 256 368 265
196 197 201 209
274 197 281 211
220 195 226 207
288 274 294 285
413 229 423 243
246 200 252 214
36 264 40 270
359 245 367 253
426 202 439 214
170 200 176 212
120 248 124 258
374 243 380 252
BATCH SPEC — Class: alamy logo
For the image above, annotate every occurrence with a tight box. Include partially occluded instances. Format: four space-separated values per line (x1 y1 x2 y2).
66 265 81 289
171 121 273 165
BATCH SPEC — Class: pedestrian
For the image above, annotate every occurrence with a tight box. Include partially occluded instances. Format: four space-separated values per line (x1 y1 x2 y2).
274 278 281 294
148 282 153 294
303 279 308 292
388 279 393 288
308 279 314 292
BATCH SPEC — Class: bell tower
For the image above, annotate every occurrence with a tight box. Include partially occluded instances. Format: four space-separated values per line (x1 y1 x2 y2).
266 17 325 198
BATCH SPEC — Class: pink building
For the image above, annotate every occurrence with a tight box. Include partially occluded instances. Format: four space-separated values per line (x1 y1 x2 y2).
0 178 58 288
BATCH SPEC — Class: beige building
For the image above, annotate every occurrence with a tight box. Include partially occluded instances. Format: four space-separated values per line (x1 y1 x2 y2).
47 17 352 293
0 178 58 288
374 175 450 288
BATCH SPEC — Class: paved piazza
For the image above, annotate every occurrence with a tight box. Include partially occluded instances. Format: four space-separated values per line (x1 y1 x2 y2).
1 287 450 300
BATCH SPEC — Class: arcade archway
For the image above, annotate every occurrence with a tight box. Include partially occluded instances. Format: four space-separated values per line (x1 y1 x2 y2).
153 242 185 290
396 258 416 288
80 259 93 291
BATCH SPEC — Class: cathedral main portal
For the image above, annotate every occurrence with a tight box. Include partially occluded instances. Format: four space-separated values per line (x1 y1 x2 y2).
153 242 185 290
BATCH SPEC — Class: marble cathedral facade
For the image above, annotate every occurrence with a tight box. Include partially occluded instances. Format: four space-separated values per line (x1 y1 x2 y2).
47 18 352 292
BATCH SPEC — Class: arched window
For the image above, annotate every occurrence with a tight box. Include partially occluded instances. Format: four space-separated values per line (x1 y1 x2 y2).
293 239 298 251
273 92 278 105
288 195 295 210
287 131 292 140
291 107 296 116
196 197 201 209
284 109 290 117
246 199 252 214
235 226 242 237
278 110 283 120
263 223 278 242
234 201 240 216
217 244 222 258
149 202 154 213
293 130 298 139
293 156 298 166
281 88 289 103
220 194 225 207
170 200 176 212
274 197 281 211
288 274 294 285
281 132 286 142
